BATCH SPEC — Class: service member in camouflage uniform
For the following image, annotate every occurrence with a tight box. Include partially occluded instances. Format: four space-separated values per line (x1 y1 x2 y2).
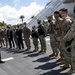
47 15 58 57
63 19 75 74
0 27 5 63
0 27 2 47
54 11 63 59
37 19 46 53
60 8 72 68
4 28 8 48
0 27 5 48
31 26 39 52
13 27 18 49
22 22 31 50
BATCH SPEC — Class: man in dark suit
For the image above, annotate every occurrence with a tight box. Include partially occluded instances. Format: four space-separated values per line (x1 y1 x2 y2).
16 25 24 50
7 26 15 48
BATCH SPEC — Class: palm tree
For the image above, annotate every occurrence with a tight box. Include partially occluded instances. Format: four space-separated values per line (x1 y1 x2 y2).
2 21 5 26
0 21 7 26
19 15 25 24
31 15 35 19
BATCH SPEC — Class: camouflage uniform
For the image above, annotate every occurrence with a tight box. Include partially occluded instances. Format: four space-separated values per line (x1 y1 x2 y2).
38 24 46 53
31 26 39 51
13 29 18 49
0 29 5 47
23 26 31 50
60 16 72 66
4 29 8 48
54 18 63 58
0 29 2 47
63 19 75 73
47 19 58 56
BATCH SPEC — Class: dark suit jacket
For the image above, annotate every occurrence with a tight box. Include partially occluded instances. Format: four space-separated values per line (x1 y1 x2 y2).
16 28 22 38
7 29 13 39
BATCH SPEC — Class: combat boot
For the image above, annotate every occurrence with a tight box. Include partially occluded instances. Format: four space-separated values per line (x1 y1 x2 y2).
27 47 31 51
54 52 59 59
67 69 75 74
60 64 70 69
42 50 46 54
49 52 55 57
39 50 43 53
57 57 64 62
33 49 38 52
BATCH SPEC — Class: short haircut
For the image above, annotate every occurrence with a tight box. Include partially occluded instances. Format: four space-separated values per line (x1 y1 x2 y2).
37 19 41 22
59 8 65 11
17 25 19 28
60 8 68 13
54 11 59 14
7 26 10 28
24 22 27 25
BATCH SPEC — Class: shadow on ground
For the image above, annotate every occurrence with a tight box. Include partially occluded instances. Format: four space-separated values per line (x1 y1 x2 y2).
33 56 54 62
39 69 69 75
34 61 60 70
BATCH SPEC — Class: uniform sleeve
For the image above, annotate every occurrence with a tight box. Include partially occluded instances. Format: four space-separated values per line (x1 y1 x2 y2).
62 19 72 36
63 30 73 41
64 21 70 32
47 22 55 33
63 27 75 42
28 28 31 35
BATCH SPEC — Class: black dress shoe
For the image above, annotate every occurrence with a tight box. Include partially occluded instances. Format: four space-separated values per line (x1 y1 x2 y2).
0 60 5 63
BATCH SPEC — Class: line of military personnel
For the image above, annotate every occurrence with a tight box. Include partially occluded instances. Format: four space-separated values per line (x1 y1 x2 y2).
0 8 75 74
0 19 46 63
0 20 47 52
47 8 75 74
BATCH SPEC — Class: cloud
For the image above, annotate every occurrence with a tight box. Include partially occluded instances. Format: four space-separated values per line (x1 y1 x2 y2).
0 3 2 6
0 2 44 25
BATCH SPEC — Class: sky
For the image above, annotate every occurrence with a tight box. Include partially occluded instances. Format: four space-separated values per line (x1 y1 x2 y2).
0 0 51 25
